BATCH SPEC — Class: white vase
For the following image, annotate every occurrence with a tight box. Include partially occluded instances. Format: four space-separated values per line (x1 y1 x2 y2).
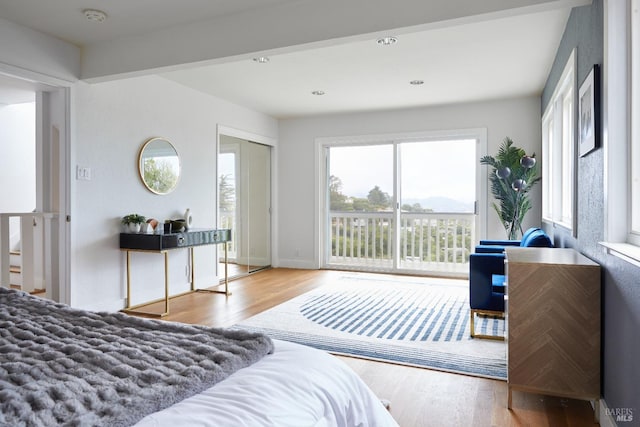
127 223 141 233
184 208 192 229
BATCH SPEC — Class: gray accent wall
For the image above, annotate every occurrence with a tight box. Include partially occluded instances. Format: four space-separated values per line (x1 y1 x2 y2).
541 1 640 424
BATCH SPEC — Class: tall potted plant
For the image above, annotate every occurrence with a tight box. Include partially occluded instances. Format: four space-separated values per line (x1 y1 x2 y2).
480 137 540 240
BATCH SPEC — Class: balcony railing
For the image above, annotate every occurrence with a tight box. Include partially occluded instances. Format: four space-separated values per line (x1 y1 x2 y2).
219 211 237 260
328 211 475 276
0 212 59 296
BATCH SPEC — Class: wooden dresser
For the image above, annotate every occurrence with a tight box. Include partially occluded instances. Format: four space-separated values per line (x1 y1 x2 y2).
504 247 600 409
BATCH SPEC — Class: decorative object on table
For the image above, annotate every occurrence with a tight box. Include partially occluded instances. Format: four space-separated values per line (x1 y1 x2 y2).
146 218 159 234
480 137 540 240
184 208 192 230
578 64 600 157
138 137 181 195
169 219 186 233
121 213 147 233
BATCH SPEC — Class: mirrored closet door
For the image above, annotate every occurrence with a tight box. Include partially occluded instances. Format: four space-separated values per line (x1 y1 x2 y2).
219 135 271 279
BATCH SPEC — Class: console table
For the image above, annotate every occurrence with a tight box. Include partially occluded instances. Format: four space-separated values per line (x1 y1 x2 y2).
119 228 231 317
505 247 600 410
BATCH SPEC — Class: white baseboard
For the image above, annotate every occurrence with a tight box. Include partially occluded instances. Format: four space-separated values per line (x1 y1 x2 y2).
277 259 318 269
233 256 270 266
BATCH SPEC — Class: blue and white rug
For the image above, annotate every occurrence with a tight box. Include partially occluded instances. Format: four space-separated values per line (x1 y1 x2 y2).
235 273 506 380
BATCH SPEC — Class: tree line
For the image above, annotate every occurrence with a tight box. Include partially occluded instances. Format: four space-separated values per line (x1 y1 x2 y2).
330 175 433 213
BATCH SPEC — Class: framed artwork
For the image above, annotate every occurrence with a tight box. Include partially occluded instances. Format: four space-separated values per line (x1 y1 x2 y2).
578 64 600 157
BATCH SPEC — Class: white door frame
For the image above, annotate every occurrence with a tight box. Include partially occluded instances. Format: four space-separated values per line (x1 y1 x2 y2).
0 67 73 304
38 86 72 304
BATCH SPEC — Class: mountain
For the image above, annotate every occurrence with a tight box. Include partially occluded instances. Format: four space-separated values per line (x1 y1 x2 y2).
403 197 474 213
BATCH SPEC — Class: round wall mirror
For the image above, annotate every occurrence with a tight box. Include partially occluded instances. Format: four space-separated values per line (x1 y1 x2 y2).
138 137 181 195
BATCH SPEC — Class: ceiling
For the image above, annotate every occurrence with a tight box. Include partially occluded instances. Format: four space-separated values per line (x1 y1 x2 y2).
0 0 299 46
0 1 573 117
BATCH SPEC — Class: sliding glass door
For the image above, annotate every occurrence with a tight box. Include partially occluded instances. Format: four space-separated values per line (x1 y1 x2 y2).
325 136 478 277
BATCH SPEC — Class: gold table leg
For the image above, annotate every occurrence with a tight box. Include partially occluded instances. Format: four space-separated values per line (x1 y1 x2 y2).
126 250 131 308
121 250 170 318
190 247 195 291
224 242 229 295
162 251 169 315
194 241 231 295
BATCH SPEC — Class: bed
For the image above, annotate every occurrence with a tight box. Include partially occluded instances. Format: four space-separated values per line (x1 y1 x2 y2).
0 288 398 427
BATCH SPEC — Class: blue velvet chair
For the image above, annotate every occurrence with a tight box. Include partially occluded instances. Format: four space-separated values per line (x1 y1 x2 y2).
469 253 506 340
474 227 552 253
469 228 553 340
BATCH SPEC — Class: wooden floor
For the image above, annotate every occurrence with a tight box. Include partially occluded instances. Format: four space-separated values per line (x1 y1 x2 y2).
138 268 599 427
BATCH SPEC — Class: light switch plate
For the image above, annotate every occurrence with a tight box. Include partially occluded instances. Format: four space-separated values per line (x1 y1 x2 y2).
76 166 92 180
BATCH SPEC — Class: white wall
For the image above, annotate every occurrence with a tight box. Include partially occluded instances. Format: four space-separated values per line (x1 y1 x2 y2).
0 103 36 249
72 75 277 310
0 18 79 84
0 103 36 212
277 96 541 269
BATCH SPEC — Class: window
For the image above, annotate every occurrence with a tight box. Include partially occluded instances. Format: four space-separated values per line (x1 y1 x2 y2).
601 0 640 265
542 49 575 232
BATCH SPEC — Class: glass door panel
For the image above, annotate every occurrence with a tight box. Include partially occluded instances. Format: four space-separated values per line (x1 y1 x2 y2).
398 139 476 273
327 144 394 269
246 141 271 273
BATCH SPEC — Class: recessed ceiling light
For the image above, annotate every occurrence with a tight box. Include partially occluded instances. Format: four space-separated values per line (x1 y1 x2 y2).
410 80 424 85
376 36 398 46
252 57 270 63
311 90 325 96
83 9 108 23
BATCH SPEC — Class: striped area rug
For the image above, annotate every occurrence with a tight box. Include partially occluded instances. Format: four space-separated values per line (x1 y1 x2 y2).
235 273 506 379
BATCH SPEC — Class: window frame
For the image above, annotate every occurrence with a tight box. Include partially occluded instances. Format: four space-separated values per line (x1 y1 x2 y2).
630 0 640 246
315 128 488 271
542 49 576 234
600 0 640 267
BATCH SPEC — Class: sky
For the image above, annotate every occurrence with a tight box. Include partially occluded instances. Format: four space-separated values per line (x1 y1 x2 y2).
329 139 477 203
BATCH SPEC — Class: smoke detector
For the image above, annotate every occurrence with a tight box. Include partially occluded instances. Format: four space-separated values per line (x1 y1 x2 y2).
376 36 398 46
83 9 108 23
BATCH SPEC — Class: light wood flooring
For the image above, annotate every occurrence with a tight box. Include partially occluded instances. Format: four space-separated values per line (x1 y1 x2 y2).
136 268 599 427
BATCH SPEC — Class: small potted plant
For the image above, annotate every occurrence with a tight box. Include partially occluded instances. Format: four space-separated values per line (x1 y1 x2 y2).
121 213 147 233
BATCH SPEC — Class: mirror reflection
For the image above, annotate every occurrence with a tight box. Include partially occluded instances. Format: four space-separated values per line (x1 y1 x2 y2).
138 137 180 195
219 135 271 278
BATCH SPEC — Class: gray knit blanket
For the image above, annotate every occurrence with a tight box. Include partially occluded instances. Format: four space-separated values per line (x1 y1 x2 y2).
0 287 274 427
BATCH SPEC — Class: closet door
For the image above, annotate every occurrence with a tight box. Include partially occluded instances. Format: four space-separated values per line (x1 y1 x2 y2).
219 135 271 278
245 141 271 273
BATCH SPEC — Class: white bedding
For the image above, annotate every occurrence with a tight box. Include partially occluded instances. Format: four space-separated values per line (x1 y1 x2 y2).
135 339 398 427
